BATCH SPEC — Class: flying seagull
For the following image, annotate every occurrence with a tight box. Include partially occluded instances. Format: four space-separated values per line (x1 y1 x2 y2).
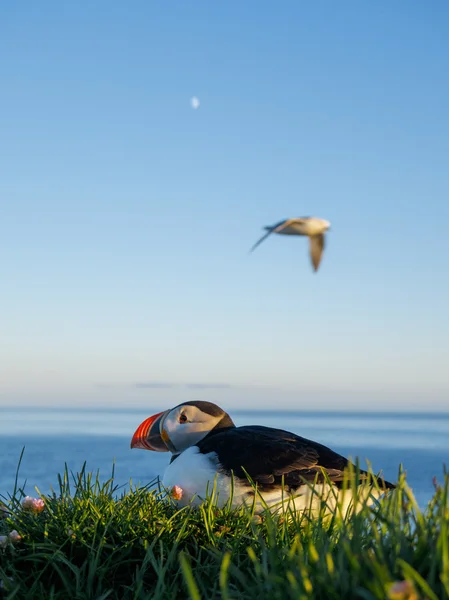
250 217 331 272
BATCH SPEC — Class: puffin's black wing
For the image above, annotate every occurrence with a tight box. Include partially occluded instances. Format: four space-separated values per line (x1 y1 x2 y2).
198 425 394 491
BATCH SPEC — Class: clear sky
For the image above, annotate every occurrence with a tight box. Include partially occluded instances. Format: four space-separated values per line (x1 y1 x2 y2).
1 1 449 411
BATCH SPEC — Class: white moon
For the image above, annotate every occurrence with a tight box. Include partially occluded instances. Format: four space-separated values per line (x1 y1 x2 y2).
191 96 200 110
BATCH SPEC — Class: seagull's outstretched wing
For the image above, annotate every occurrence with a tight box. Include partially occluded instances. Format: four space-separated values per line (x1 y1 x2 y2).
309 234 325 271
249 219 292 253
249 227 277 253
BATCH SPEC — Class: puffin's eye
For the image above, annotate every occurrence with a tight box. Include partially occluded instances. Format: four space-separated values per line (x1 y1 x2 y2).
179 413 188 423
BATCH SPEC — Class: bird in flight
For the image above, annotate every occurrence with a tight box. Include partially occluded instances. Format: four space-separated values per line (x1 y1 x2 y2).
250 217 331 272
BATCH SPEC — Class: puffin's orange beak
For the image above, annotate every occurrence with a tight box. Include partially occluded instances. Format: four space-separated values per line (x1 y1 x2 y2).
130 410 170 452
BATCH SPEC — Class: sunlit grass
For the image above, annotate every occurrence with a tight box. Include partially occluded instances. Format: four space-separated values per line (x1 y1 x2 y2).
0 455 448 599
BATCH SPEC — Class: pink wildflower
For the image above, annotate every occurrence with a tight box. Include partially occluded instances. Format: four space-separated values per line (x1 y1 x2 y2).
8 530 22 543
33 498 45 512
22 496 45 513
0 530 23 547
171 485 183 500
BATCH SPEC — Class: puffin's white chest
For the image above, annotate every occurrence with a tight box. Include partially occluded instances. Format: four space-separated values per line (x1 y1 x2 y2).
161 447 249 508
160 447 385 516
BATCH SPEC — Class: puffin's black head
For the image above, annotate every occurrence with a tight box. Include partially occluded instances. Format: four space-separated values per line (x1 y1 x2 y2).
130 401 235 454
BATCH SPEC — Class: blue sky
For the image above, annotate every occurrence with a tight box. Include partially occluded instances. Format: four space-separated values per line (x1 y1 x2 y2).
1 1 449 410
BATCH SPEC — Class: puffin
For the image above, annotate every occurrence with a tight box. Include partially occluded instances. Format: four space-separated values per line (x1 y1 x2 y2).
130 401 395 515
250 217 331 272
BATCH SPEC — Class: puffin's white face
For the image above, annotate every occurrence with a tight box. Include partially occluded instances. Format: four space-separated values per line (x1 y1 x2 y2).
130 402 229 454
162 404 225 453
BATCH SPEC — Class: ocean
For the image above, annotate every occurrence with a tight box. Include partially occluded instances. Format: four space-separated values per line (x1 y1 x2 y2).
1 407 448 507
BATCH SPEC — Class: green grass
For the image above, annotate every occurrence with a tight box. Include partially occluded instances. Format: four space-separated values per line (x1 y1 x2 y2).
0 459 448 600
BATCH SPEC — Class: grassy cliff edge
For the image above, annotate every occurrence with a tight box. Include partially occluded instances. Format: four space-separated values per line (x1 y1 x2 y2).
0 462 448 599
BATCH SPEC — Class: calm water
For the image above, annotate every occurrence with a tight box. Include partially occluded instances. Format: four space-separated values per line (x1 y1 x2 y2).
1 407 448 507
